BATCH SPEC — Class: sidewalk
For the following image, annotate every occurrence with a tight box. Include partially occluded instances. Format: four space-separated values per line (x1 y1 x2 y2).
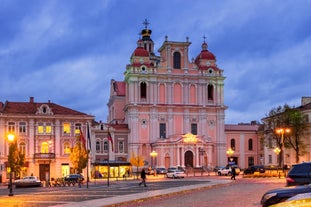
51 175 232 207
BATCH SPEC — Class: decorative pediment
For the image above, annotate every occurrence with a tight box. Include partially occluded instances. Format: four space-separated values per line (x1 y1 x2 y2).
36 104 53 115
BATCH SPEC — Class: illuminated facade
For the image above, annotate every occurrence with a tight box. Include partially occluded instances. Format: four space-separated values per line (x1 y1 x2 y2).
0 97 94 182
107 22 228 170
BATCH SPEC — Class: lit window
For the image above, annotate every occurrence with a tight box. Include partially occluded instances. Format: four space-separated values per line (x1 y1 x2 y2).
41 142 49 153
64 142 71 154
38 123 44 134
63 123 71 134
46 123 52 134
75 123 82 135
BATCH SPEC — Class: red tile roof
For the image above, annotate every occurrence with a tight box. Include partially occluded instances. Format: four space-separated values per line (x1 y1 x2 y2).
0 100 90 116
225 124 259 131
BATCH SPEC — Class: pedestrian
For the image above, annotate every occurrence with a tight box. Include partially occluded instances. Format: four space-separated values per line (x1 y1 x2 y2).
139 168 147 187
231 166 236 180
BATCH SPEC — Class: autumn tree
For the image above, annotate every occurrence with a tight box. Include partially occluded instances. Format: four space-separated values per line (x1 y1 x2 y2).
129 151 145 179
8 140 25 178
263 104 307 165
69 139 89 173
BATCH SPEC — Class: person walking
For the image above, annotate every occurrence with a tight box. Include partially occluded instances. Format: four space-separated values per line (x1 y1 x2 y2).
231 166 236 180
139 168 147 187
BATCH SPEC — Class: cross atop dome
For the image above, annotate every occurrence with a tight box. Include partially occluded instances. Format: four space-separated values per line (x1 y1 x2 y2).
143 18 150 29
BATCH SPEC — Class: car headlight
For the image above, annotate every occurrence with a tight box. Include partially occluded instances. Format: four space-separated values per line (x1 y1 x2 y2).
262 192 277 201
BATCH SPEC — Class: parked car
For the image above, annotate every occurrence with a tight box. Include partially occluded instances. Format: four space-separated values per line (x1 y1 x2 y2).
14 176 42 188
244 165 265 174
260 184 311 207
286 162 311 186
64 174 84 183
156 168 168 174
270 192 311 206
166 169 186 178
146 168 155 175
218 165 241 176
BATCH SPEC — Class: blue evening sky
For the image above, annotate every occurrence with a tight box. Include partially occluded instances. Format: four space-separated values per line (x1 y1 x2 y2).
0 0 310 124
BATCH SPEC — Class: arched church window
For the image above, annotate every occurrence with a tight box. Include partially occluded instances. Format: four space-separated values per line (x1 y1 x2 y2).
140 82 147 99
208 84 214 100
173 52 181 69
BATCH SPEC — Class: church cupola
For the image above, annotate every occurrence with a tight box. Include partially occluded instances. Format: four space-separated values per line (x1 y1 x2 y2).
195 37 218 70
140 19 155 55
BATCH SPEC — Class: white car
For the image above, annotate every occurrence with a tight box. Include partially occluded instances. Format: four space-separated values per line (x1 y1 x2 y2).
166 170 186 178
217 165 240 176
14 176 42 188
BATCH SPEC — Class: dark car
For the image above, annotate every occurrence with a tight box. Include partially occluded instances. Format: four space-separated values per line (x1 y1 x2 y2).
244 165 265 174
64 174 84 183
260 184 311 207
286 162 311 186
156 168 167 174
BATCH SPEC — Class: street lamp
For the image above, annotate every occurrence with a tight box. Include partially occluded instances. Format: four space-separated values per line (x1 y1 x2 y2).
8 133 15 196
276 128 290 172
274 147 281 167
226 148 234 165
150 150 158 169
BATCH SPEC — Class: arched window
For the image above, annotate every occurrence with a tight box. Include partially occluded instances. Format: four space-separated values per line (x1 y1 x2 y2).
64 142 71 154
248 139 253 151
230 139 235 150
96 141 101 153
208 84 214 100
173 52 181 69
140 82 147 99
104 141 108 152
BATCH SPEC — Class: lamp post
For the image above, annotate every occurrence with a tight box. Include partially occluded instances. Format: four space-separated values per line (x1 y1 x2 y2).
226 148 234 166
150 150 158 169
8 133 15 196
276 128 290 172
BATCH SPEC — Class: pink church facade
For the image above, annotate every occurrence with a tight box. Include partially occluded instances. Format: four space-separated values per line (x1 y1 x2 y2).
107 23 228 170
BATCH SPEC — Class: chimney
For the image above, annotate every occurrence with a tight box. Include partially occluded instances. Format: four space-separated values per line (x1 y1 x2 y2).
30 97 34 103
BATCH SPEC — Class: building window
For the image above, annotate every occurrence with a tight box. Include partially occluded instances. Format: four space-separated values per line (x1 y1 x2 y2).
64 142 71 154
75 123 82 135
191 123 197 135
268 154 272 164
173 52 181 69
19 122 26 134
19 142 26 155
8 122 15 133
140 82 147 99
208 84 214 100
96 141 100 153
118 141 124 153
63 122 71 135
160 123 166 138
230 139 235 150
38 123 44 134
104 141 108 152
41 142 49 153
248 157 254 166
46 123 52 134
37 123 52 134
248 139 253 151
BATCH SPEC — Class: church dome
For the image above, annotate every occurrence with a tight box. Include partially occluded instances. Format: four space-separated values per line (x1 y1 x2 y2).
196 42 216 61
132 39 149 57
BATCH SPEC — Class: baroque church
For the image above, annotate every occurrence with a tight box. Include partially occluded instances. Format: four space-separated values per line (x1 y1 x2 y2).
106 21 227 170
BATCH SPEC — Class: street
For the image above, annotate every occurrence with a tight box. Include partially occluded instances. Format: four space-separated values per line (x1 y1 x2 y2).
0 176 286 207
